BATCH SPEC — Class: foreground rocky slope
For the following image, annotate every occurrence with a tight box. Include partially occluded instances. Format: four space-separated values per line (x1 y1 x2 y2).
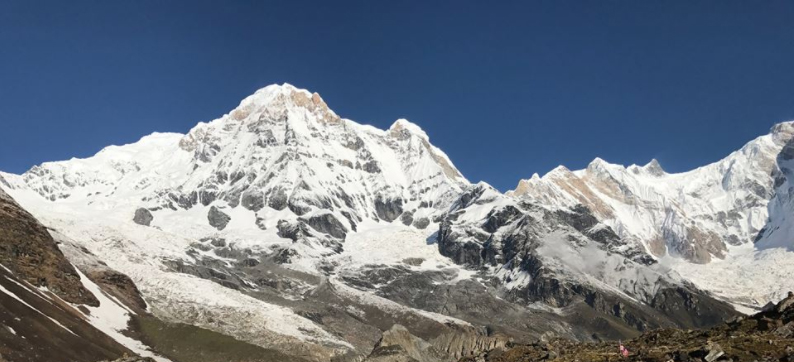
463 292 794 362
0 188 145 362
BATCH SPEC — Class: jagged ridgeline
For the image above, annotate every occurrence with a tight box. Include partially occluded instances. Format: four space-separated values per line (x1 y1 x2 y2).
1 84 793 362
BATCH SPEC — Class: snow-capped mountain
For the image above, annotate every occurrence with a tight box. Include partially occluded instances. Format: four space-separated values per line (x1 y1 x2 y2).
0 83 792 361
508 121 794 310
2 84 467 263
509 123 794 263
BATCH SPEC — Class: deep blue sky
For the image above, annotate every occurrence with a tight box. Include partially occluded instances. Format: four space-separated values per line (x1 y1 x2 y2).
2 1 793 191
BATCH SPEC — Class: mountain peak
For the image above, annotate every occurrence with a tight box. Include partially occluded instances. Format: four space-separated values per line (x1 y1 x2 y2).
230 83 338 124
544 165 573 178
642 158 666 176
389 118 430 141
586 157 622 175
770 121 794 144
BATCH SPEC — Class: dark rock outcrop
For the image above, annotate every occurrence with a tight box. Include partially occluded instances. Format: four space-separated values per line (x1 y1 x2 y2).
436 187 737 339
267 188 289 210
241 191 264 211
85 269 148 312
301 212 348 239
365 324 447 362
375 197 404 222
277 220 313 242
132 208 153 226
412 217 430 230
208 206 231 230
400 211 415 226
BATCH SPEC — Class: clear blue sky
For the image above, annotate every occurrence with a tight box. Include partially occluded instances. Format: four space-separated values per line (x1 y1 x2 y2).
2 1 793 191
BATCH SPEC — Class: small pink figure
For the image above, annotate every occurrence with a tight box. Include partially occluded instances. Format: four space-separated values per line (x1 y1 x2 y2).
619 341 629 358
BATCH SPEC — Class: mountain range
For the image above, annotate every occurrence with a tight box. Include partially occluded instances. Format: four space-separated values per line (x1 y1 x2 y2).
1 83 792 362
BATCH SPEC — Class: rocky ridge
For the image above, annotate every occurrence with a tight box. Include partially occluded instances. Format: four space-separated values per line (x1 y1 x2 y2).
462 291 794 362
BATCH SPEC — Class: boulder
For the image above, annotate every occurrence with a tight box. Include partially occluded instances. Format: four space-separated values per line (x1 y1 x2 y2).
412 217 431 230
375 197 404 222
400 211 414 226
267 188 288 210
255 216 267 230
208 206 231 230
241 191 264 211
132 208 153 226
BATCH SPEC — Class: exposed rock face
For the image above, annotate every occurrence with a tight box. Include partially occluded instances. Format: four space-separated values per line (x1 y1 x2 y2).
0 188 98 305
267 188 289 211
756 125 794 250
86 269 148 312
363 324 513 362
241 190 264 211
412 217 430 230
375 197 404 222
363 345 419 362
437 183 737 335
277 220 313 242
301 212 348 239
132 208 153 226
431 328 511 360
365 325 447 362
208 206 231 230
400 211 414 226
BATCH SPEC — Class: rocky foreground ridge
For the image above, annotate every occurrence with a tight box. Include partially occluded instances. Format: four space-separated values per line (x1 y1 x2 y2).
459 292 794 362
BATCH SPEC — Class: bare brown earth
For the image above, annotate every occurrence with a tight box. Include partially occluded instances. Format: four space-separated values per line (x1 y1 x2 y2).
0 250 132 362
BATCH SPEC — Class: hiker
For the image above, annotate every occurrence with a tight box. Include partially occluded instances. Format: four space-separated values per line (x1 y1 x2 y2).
619 341 630 358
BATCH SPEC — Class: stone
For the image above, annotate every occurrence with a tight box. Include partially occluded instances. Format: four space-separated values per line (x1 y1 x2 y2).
255 216 267 230
241 191 264 211
267 188 288 210
208 206 231 230
242 258 260 267
132 208 153 226
400 211 414 226
402 258 425 266
210 238 227 247
375 197 404 222
704 343 724 362
412 217 430 230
